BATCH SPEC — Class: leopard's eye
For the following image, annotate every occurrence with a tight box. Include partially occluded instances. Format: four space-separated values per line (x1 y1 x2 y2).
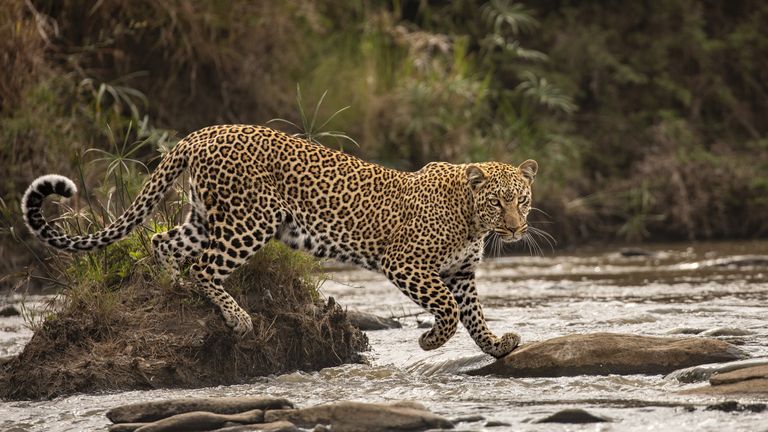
489 198 501 207
518 195 528 204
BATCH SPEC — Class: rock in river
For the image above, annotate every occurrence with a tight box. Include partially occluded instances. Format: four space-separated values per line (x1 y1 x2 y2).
345 310 402 330
264 400 453 431
107 398 451 432
681 364 768 396
534 408 610 424
107 397 293 423
467 332 747 377
666 358 768 383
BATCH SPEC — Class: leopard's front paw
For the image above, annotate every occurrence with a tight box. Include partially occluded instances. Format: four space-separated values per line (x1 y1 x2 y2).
484 332 521 358
418 328 448 351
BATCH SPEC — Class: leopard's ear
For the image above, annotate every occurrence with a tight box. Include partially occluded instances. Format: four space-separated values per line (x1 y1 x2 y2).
466 165 487 190
518 159 538 184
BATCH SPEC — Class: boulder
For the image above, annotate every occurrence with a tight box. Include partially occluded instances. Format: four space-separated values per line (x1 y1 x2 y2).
263 401 454 432
681 364 768 396
107 397 293 423
534 408 610 424
345 311 402 330
467 332 747 377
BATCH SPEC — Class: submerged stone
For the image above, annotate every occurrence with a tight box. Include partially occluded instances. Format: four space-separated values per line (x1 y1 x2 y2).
681 364 768 396
704 401 766 413
345 310 402 330
122 409 264 432
467 332 747 377
107 397 293 423
666 358 768 383
263 400 454 431
534 408 610 424
711 364 768 385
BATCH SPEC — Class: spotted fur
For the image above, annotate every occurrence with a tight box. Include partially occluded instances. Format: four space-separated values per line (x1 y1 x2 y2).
21 125 538 357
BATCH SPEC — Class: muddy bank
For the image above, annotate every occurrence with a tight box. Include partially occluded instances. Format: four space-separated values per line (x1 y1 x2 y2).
0 252 368 400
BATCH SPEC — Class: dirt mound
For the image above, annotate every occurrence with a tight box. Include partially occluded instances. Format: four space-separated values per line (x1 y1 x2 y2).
0 247 368 400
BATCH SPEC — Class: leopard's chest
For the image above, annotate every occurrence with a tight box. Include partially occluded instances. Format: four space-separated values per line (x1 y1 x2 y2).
438 238 484 275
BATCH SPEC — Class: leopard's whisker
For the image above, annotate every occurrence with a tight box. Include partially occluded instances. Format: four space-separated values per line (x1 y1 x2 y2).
528 226 556 252
525 233 542 256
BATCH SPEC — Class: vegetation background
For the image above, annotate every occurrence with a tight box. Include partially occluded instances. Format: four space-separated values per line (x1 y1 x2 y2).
1 0 767 288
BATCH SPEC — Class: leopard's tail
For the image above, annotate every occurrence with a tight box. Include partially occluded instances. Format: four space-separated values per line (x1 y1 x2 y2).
21 144 189 252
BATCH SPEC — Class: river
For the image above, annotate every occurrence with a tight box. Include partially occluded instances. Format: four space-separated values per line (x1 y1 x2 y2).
2 241 767 431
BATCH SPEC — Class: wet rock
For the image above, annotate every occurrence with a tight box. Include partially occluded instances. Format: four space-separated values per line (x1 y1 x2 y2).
345 310 402 330
484 420 511 427
107 397 292 423
680 364 768 395
704 401 766 413
214 421 299 431
115 409 264 432
711 364 768 385
699 327 755 337
467 332 747 377
619 248 656 257
665 327 707 335
683 378 768 396
666 358 768 383
0 305 20 317
263 401 453 431
450 415 485 424
534 408 610 424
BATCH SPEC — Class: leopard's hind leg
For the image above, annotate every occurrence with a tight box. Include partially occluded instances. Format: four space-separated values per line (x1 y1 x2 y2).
151 189 209 278
190 186 283 337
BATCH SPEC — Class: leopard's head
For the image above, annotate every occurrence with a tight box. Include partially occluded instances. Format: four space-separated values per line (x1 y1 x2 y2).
466 160 538 243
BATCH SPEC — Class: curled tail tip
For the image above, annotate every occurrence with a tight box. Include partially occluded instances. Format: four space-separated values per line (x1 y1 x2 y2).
24 174 77 199
21 175 77 227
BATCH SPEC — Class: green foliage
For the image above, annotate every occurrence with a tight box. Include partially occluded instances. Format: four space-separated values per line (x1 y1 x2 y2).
268 84 359 151
2 0 768 291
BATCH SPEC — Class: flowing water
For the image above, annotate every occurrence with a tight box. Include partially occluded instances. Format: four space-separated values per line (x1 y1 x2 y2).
2 241 768 431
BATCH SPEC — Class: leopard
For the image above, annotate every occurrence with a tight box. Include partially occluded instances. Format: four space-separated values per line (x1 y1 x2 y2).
21 124 538 358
